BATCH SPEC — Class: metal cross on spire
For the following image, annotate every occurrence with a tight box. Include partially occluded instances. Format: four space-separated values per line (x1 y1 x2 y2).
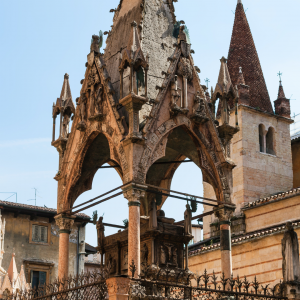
205 78 210 89
277 71 283 85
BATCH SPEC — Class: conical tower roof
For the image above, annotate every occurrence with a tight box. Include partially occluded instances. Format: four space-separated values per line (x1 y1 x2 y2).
227 0 273 113
60 73 72 101
277 81 286 99
54 73 75 116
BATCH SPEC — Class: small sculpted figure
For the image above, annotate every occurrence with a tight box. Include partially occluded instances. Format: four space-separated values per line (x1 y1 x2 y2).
282 222 300 282
160 246 166 264
62 114 70 138
184 204 192 235
96 216 105 251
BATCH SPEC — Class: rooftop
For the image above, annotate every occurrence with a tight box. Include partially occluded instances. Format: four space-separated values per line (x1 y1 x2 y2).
0 200 90 220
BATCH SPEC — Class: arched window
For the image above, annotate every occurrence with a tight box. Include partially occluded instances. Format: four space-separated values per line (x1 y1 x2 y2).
266 127 275 155
259 124 265 153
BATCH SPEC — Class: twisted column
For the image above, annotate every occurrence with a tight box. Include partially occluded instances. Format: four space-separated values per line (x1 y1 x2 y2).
54 214 76 279
123 186 145 277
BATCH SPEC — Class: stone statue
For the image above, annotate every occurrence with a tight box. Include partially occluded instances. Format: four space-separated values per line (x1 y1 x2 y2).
184 204 192 235
172 247 178 266
141 243 148 265
78 93 87 123
193 92 206 116
96 216 105 251
62 114 70 138
160 246 166 264
95 85 103 114
282 222 300 282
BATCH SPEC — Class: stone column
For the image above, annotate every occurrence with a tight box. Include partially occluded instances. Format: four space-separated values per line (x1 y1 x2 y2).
214 204 235 279
78 225 86 275
54 214 76 279
123 186 145 277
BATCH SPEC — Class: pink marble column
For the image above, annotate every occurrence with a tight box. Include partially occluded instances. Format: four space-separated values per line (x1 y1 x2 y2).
54 214 76 279
220 222 232 279
214 204 235 279
123 186 145 277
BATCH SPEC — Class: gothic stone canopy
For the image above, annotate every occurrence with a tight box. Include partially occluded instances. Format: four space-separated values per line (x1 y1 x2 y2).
52 1 238 216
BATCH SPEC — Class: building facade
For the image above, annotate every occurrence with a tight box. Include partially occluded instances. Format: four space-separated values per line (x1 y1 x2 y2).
0 200 89 293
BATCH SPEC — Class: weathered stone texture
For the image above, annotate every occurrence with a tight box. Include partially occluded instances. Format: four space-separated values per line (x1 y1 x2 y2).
230 107 293 212
104 0 176 119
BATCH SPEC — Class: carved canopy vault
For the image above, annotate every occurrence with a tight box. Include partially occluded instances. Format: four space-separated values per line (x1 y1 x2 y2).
52 24 237 215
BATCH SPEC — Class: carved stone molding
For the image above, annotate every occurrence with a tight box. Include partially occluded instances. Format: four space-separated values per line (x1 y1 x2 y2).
54 214 76 234
177 57 193 81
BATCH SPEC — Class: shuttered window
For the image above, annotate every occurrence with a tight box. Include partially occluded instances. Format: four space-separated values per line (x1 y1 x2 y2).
32 225 48 243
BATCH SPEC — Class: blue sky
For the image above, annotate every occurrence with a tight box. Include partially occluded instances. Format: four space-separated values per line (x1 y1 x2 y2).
0 0 299 246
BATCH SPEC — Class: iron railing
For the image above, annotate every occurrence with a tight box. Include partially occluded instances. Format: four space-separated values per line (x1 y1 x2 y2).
129 261 287 300
5 268 109 300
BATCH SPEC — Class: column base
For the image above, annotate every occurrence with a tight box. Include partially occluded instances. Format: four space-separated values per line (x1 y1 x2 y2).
106 277 131 300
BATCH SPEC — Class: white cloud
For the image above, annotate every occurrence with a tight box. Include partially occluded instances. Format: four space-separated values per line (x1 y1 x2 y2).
0 138 50 148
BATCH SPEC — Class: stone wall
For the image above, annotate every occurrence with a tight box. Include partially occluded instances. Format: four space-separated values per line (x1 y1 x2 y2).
104 0 176 119
243 194 300 233
189 229 295 286
230 106 293 212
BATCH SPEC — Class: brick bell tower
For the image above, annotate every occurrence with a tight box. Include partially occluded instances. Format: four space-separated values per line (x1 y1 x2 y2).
203 0 293 239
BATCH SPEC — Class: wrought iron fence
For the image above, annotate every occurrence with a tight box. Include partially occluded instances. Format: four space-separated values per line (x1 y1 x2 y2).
5 268 109 300
130 262 287 300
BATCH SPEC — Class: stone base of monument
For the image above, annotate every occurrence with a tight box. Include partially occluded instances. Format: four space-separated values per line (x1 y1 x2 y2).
106 277 131 300
286 281 300 300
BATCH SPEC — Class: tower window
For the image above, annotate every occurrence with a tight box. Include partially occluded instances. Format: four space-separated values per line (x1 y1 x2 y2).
266 127 275 155
259 124 265 153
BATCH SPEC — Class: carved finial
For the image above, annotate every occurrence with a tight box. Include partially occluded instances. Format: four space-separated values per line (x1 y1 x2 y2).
238 0 242 3
239 67 242 73
131 21 137 27
64 73 69 80
220 56 227 64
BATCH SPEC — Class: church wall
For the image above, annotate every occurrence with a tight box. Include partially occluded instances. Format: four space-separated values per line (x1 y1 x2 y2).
2 212 79 284
243 195 300 233
230 106 293 212
292 140 300 188
189 228 300 286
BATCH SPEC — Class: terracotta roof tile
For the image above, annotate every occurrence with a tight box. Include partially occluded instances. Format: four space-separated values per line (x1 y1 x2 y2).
227 2 273 113
0 200 90 219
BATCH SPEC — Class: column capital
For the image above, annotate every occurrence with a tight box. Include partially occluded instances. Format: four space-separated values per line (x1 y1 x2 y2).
213 204 236 223
54 214 76 234
122 184 146 204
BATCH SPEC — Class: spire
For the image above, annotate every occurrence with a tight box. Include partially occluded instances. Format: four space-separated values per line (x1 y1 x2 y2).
227 1 273 113
55 74 75 117
119 21 148 71
7 253 18 285
60 73 72 102
278 83 286 99
213 57 236 100
274 75 290 118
